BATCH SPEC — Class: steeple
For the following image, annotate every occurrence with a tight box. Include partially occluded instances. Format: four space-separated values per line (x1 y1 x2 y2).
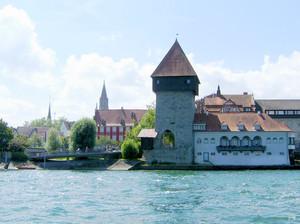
99 81 109 110
217 85 221 96
47 103 52 121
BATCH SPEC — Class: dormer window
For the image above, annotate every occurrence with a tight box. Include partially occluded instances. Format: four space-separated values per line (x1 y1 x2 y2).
237 122 245 131
221 122 228 131
254 122 261 131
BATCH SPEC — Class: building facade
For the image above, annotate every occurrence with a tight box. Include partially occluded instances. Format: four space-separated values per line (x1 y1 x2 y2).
94 82 146 141
141 40 295 166
256 100 300 150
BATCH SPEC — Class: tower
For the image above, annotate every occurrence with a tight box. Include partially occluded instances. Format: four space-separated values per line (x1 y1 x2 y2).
217 85 221 96
99 81 109 110
148 39 200 164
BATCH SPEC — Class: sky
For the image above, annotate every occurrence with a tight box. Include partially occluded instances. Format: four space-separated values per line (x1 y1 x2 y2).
1 0 300 127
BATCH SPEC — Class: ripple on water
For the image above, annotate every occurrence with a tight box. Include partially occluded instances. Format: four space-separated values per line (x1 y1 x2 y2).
1 170 300 224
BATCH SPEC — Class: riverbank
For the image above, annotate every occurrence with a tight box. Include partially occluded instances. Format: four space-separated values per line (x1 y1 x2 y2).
2 159 300 171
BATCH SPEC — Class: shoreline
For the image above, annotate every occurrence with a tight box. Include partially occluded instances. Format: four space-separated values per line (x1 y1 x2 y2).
2 160 300 171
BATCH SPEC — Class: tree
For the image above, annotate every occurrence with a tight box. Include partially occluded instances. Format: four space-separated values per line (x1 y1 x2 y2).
121 107 155 157
0 119 13 152
70 118 96 150
8 135 29 152
28 133 43 148
95 136 118 147
60 136 70 150
121 139 139 159
46 128 61 152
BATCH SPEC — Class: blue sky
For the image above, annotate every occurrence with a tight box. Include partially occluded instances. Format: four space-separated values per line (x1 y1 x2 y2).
1 0 300 126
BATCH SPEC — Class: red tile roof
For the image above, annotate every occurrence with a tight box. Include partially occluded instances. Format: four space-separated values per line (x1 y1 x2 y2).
95 109 147 126
151 39 198 78
194 112 291 132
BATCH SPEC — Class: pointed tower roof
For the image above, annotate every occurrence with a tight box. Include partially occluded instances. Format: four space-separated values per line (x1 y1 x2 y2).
100 81 108 99
151 39 198 78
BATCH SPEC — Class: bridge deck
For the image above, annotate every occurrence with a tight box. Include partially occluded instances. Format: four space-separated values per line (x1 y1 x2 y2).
28 150 121 160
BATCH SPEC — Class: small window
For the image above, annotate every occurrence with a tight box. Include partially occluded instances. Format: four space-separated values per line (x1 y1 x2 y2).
221 123 228 131
266 137 271 144
211 152 216 156
280 152 284 155
233 152 238 156
273 138 278 144
197 152 202 156
277 110 284 115
238 122 245 131
279 137 284 143
267 110 275 115
222 152 227 156
156 80 160 85
204 138 208 144
196 138 201 144
267 152 272 155
287 110 294 115
186 79 191 84
244 152 250 156
210 138 215 144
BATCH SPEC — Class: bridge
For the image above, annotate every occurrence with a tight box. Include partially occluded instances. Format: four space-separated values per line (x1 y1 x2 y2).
27 150 121 161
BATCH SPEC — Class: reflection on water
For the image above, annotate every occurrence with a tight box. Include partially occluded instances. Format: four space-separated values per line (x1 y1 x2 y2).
0 170 300 223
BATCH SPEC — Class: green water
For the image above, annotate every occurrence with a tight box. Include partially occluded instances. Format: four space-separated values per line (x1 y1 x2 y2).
1 170 300 224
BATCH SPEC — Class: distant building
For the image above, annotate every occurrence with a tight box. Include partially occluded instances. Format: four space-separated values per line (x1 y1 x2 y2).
256 99 300 149
197 86 255 113
16 126 49 142
60 121 75 137
94 82 146 141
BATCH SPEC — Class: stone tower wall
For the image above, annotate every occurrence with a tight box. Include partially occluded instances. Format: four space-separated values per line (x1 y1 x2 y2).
144 91 195 164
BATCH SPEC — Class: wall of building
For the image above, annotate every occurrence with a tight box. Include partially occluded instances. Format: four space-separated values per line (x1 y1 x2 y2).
194 131 290 166
146 91 195 164
97 126 131 142
274 118 300 149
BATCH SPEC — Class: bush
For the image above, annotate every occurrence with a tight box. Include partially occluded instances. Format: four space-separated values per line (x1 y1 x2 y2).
46 128 61 152
121 139 139 159
11 151 28 162
70 118 96 150
95 136 118 147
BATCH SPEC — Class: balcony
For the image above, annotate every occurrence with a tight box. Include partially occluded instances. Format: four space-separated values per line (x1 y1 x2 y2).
216 145 266 152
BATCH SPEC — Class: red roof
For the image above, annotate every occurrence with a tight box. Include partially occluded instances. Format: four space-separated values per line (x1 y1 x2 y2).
95 109 147 126
194 112 291 132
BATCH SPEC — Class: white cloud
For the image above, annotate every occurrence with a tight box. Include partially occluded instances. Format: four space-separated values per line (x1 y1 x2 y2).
2 5 300 128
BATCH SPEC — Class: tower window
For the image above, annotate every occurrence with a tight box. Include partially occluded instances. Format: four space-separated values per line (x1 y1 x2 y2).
156 80 160 85
186 79 191 84
162 130 175 149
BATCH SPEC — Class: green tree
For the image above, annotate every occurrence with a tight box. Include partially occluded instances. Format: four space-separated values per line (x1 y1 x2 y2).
46 128 61 152
95 136 118 147
60 136 70 150
28 133 43 148
0 119 13 152
70 118 96 150
8 135 29 152
121 107 155 157
121 139 139 159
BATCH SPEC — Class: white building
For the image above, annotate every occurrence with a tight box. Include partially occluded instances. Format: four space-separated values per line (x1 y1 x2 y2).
194 112 295 166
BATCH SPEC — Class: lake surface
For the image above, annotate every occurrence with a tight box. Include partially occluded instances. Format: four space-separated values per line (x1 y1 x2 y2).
1 170 300 224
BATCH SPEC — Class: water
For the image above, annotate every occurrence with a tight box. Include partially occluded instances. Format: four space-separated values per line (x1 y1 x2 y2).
1 170 300 224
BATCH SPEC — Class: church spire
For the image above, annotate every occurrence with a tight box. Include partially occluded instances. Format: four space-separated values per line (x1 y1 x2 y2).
217 85 221 96
99 81 109 110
